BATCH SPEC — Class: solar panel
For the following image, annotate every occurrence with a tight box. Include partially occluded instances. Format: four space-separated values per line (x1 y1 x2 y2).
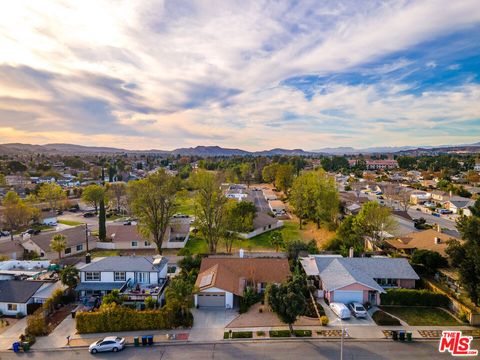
199 273 213 287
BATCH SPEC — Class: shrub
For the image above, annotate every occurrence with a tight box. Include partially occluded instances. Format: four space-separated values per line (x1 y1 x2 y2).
372 310 401 326
380 289 450 307
25 309 48 336
223 332 230 339
19 334 36 346
320 315 329 326
16 312 25 319
239 287 261 314
411 249 448 270
458 311 469 323
269 330 291 337
76 303 193 333
232 331 253 339
293 330 312 337
256 331 265 336
144 296 157 310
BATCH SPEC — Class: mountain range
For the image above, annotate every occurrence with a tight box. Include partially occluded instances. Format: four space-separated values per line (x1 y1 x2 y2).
0 142 479 157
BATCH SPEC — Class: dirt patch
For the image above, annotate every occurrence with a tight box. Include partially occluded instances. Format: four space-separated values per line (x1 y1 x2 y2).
297 221 335 248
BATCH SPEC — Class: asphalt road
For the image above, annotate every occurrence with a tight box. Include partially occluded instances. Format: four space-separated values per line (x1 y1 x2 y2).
1 340 479 360
251 189 269 213
407 208 457 231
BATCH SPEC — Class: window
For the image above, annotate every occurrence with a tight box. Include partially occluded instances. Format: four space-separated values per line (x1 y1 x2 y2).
76 244 83 251
136 272 149 283
114 272 126 281
131 241 138 247
7 304 17 311
64 247 71 254
85 272 100 281
144 241 150 247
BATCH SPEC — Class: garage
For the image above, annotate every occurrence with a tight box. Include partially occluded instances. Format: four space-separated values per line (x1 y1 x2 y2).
197 292 225 307
333 290 363 304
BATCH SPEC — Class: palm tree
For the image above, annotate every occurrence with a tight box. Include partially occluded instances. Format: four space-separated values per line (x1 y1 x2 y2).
50 234 67 260
165 278 196 316
60 265 79 291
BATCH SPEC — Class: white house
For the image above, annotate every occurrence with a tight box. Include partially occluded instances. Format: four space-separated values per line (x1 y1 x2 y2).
0 280 45 316
76 256 169 303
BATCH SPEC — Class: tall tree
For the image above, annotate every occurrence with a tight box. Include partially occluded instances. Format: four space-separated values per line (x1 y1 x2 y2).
355 201 396 248
239 163 254 187
60 265 79 292
192 170 228 254
81 184 106 213
275 164 294 193
128 170 179 254
2 191 33 240
38 183 65 210
107 182 127 214
50 234 66 260
269 230 284 252
98 198 106 241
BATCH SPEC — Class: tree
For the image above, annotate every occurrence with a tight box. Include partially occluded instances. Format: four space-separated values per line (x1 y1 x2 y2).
285 239 319 261
128 170 179 254
60 265 79 291
275 164 294 193
265 275 307 332
2 191 33 240
98 198 106 241
165 277 196 316
411 249 448 271
325 215 364 256
81 184 106 213
239 163 254 187
50 234 66 260
445 239 466 267
102 289 126 306
38 183 65 210
355 201 396 248
262 164 278 185
192 170 228 254
225 200 256 233
107 182 127 214
269 231 284 252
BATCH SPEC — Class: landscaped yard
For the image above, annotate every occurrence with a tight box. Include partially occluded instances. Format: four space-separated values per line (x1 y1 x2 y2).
381 306 462 326
91 249 120 258
176 191 196 216
58 219 84 226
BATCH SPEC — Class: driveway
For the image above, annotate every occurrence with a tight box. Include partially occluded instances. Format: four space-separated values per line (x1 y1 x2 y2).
317 299 375 327
0 317 27 350
189 308 238 341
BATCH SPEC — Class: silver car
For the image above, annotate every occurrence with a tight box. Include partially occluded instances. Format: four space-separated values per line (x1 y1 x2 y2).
89 336 126 354
348 302 367 318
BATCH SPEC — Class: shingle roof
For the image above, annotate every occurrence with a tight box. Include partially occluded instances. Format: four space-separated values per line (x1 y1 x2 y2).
311 256 419 292
196 257 291 296
252 212 279 229
29 226 95 251
0 280 44 303
79 256 168 272
385 229 461 256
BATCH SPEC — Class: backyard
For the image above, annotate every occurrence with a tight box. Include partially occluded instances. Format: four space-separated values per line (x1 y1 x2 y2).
381 306 462 326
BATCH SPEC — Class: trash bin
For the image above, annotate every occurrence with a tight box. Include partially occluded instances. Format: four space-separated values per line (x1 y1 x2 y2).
399 331 406 341
12 342 20 353
406 332 412 342
133 337 139 347
392 331 398 341
22 342 30 352
71 310 76 319
141 336 148 346
147 336 153 345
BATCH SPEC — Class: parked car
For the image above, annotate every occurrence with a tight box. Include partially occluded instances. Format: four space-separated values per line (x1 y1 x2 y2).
0 230 11 237
330 302 351 319
23 229 40 235
83 212 96 218
123 221 131 226
89 336 125 354
56 210 64 215
432 212 440 217
348 302 367 318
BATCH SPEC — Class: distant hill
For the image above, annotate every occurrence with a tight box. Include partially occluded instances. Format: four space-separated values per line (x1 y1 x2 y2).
171 146 250 157
311 146 419 154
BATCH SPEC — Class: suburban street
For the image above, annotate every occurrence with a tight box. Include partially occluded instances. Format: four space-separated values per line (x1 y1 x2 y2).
1 340 478 360
251 189 270 213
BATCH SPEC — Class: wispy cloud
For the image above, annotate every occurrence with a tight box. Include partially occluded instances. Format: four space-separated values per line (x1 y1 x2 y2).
0 0 479 150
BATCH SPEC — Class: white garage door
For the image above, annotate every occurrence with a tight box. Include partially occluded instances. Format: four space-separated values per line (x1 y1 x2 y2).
197 292 225 307
333 290 363 304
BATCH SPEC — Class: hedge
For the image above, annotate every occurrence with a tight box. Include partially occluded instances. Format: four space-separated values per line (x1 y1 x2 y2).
76 304 193 334
380 289 450 307
232 331 253 339
372 310 401 326
293 330 312 337
269 330 291 337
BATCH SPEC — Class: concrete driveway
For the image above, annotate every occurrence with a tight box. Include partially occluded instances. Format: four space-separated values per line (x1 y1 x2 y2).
317 299 375 327
189 308 238 341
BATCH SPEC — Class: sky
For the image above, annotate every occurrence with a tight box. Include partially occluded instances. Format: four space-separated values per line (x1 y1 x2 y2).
0 0 479 151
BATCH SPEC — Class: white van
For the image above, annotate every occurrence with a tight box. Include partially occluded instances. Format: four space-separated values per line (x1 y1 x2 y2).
330 302 351 319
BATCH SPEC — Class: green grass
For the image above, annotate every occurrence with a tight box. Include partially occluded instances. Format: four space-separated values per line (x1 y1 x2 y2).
381 307 461 326
58 219 84 226
91 249 120 258
176 192 196 216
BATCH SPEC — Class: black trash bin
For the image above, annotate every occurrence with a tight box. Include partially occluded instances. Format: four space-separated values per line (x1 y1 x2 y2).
406 332 412 342
392 331 398 341
141 336 148 346
71 310 76 319
133 337 139 347
147 336 153 345
399 331 406 341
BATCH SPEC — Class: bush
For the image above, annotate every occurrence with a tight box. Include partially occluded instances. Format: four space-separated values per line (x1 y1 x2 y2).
19 334 36 346
223 332 230 339
25 309 48 336
320 315 329 326
239 287 261 314
380 289 450 307
411 249 448 271
144 296 157 310
269 330 291 337
372 310 401 326
16 312 25 319
293 330 312 337
256 331 265 336
232 331 253 339
76 303 193 333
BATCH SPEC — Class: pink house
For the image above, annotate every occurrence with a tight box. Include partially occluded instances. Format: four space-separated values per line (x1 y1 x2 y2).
300 255 419 305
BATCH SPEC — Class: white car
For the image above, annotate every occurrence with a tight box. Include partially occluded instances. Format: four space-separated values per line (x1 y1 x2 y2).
348 302 367 318
330 302 351 319
89 336 125 354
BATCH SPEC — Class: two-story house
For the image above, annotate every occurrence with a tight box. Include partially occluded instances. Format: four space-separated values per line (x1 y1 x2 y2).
76 255 168 303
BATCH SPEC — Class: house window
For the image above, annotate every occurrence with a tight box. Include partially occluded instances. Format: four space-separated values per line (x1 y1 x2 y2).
144 241 150 247
131 241 138 247
136 272 149 284
76 244 83 251
64 247 71 254
114 272 126 281
7 304 17 311
85 272 100 281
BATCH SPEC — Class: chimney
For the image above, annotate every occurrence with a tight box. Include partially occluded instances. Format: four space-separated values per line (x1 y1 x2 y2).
85 253 91 264
434 237 441 245
239 248 244 258
349 247 354 258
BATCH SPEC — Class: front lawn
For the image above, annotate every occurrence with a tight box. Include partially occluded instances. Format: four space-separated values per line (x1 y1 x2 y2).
91 249 120 258
381 306 461 326
58 219 84 226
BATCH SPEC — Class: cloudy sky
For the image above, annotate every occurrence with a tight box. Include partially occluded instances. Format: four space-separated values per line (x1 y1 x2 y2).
0 0 479 151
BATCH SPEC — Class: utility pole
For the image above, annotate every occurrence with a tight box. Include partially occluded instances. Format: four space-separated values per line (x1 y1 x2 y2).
85 223 90 253
340 318 344 360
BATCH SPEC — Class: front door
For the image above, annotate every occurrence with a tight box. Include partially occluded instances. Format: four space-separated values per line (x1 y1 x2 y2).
368 291 377 305
135 272 149 284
